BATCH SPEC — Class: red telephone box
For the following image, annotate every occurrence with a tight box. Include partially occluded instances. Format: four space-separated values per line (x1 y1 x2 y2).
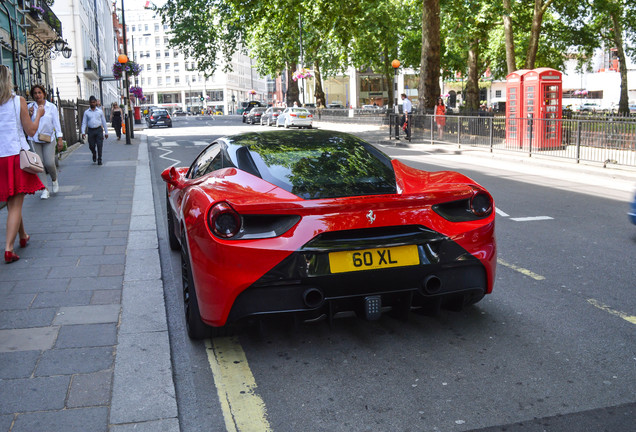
521 68 563 150
505 69 530 148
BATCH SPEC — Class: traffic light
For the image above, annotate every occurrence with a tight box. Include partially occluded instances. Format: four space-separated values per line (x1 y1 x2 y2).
200 93 204 101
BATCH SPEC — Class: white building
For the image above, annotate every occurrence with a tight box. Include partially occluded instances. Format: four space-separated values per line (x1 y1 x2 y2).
51 0 119 105
122 3 267 114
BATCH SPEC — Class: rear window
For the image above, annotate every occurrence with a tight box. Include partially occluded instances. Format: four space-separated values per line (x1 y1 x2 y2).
153 110 168 116
232 132 396 199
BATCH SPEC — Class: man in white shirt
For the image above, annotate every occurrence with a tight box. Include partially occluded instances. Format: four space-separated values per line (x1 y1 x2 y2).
81 96 109 165
396 93 412 141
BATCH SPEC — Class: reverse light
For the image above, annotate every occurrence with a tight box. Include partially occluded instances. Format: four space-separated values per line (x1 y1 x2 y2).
208 202 241 238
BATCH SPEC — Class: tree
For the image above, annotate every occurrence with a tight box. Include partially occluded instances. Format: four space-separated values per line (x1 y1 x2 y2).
418 0 441 112
584 0 636 115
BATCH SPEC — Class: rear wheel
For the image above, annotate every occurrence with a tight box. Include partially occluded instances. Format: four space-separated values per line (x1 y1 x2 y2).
180 232 230 339
166 190 180 251
285 119 290 128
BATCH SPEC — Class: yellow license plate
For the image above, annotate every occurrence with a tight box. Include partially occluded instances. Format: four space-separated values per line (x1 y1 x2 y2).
329 245 419 274
299 115 306 118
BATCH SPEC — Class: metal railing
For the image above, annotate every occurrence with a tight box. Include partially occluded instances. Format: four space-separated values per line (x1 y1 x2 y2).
389 113 636 168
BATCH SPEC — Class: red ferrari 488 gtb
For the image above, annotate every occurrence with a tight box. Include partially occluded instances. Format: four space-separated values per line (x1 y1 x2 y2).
162 130 496 339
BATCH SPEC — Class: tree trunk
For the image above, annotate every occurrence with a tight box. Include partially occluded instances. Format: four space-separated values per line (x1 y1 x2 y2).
286 63 300 106
610 11 629 115
418 0 441 113
466 42 480 111
502 0 516 74
384 47 396 111
524 0 553 69
313 62 326 107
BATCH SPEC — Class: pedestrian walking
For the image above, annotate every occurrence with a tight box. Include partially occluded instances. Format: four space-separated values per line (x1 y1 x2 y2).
81 95 109 165
110 102 123 140
0 65 45 263
27 85 64 199
435 97 446 140
395 93 412 141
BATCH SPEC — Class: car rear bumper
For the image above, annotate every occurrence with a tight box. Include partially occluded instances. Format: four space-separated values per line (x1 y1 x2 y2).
223 225 493 324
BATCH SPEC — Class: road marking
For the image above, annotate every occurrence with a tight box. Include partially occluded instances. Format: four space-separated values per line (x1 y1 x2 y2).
510 216 554 222
495 208 509 217
160 141 179 147
587 299 636 325
194 141 210 146
497 258 545 280
157 147 180 168
206 337 272 432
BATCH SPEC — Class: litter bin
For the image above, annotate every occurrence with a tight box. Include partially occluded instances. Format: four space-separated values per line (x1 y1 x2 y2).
134 106 141 124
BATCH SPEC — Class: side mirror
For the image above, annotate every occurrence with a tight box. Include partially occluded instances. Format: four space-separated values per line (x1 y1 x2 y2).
161 166 185 188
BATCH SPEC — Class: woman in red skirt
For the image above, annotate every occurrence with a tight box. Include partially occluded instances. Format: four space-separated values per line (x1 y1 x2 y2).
0 65 45 263
435 97 447 140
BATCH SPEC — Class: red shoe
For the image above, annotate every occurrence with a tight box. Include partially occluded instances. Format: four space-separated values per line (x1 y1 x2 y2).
4 251 19 263
19 235 30 248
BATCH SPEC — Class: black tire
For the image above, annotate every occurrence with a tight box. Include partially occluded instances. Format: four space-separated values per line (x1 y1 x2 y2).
307 125 312 129
180 232 231 339
181 232 212 339
166 190 180 251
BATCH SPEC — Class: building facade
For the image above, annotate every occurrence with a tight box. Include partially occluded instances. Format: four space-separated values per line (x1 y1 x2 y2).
51 0 119 106
122 3 267 115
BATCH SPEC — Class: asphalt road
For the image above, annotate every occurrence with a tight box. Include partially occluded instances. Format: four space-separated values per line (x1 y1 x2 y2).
146 114 635 432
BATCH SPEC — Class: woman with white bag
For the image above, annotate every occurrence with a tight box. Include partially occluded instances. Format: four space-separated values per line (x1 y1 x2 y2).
28 84 63 199
0 65 45 263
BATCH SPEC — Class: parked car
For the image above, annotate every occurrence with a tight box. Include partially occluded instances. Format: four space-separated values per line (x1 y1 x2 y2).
161 130 496 338
245 107 267 124
361 104 384 112
147 109 172 128
327 103 346 109
576 102 601 113
276 107 313 129
629 190 636 225
172 109 186 116
260 107 285 126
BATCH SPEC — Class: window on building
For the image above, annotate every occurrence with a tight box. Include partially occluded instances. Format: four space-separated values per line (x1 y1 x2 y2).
173 50 179 57
165 63 170 71
495 90 502 98
175 77 180 84
146 64 151 71
132 25 136 32
158 77 162 85
165 51 170 57
141 78 145 85
166 77 172 85
144 37 149 45
156 50 161 58
174 62 179 71
164 37 169 44
164 24 169 30
156 63 162 71
145 24 149 31
155 23 159 32
155 37 160 46
147 77 152 85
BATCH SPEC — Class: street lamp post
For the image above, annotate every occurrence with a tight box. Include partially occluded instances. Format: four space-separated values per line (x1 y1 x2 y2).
120 0 133 143
392 59 400 113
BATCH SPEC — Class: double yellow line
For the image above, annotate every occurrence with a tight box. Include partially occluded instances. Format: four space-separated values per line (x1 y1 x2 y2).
206 337 272 432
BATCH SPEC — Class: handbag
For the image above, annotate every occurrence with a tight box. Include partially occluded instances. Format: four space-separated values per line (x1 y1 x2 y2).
38 133 52 142
19 149 44 174
13 96 44 173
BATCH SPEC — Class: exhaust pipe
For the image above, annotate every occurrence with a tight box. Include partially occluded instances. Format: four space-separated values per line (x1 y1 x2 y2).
421 275 442 294
303 288 325 308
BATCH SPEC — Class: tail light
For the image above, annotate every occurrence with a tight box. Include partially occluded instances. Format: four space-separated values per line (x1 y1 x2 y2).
167 114 171 119
290 113 297 117
308 114 313 118
470 192 492 216
207 202 241 238
432 190 494 222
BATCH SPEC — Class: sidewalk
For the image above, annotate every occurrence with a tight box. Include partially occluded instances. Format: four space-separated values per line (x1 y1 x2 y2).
0 126 178 431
